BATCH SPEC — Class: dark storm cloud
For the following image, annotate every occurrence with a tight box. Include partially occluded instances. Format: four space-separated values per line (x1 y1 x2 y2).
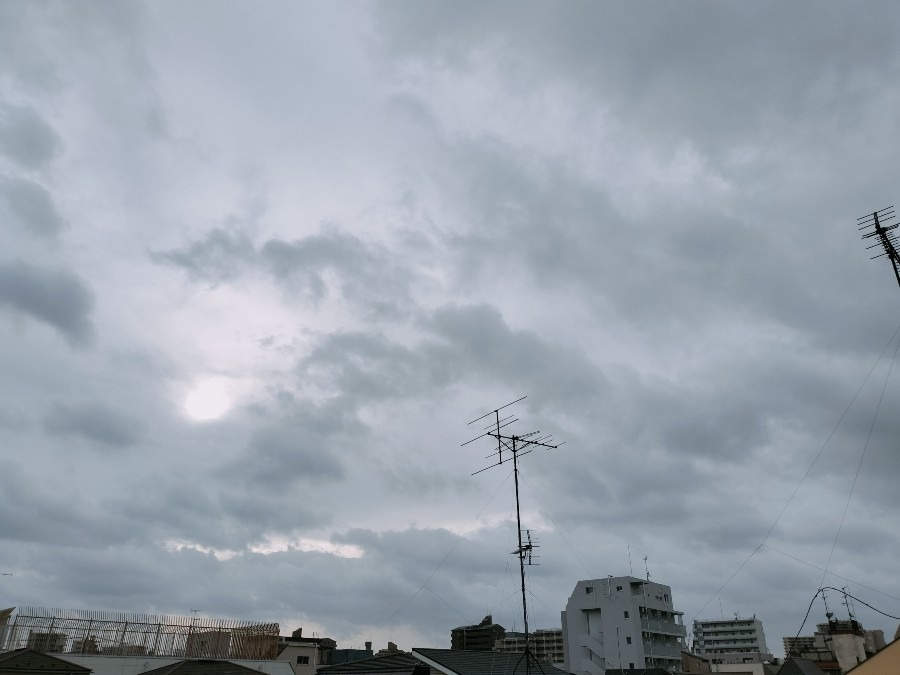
0 259 95 346
261 229 411 315
44 401 142 448
375 1 900 144
232 422 346 487
155 226 413 317
0 104 64 170
0 460 128 547
0 176 66 238
299 303 607 414
151 228 257 285
106 475 331 552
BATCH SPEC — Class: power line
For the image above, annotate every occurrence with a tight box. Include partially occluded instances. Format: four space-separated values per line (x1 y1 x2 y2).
761 544 900 604
689 319 900 622
819 332 900 588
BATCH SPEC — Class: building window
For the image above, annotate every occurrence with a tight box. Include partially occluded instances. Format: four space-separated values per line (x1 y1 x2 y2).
616 586 623 591
626 637 632 645
629 664 634 670
297 656 309 665
624 611 629 619
585 586 593 594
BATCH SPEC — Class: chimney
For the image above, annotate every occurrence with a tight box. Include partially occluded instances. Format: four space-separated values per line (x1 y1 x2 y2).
365 642 372 652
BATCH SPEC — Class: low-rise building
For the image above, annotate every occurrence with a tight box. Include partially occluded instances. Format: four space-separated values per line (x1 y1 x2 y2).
493 629 564 667
450 616 505 652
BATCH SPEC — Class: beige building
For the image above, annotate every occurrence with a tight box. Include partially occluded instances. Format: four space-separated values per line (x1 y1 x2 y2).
493 629 564 667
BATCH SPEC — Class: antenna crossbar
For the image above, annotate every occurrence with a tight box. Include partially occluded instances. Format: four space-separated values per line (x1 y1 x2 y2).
859 207 900 289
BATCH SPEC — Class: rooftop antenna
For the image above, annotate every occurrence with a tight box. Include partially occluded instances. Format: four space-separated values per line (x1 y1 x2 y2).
464 396 563 675
644 555 651 582
841 586 857 621
858 206 900 288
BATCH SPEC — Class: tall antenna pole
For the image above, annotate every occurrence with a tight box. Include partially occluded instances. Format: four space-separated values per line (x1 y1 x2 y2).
464 397 563 675
858 206 900 288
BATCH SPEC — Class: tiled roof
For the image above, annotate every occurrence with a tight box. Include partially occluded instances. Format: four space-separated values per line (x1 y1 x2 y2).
411 649 568 675
779 657 828 675
0 649 92 674
319 653 424 674
139 660 267 675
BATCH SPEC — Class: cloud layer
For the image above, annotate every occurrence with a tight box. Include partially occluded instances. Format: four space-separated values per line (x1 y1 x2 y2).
1 0 899 660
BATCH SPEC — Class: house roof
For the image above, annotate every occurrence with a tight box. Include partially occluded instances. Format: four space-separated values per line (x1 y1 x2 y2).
318 653 425 675
411 649 568 675
0 650 92 674
139 660 267 675
601 670 672 675
779 657 828 675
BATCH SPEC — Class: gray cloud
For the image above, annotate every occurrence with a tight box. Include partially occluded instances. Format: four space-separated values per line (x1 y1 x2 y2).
0 259 95 346
44 401 142 448
154 225 415 319
0 104 64 170
0 176 66 238
151 228 257 285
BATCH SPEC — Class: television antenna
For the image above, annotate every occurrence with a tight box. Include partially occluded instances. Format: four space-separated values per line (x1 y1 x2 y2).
858 206 900 288
463 396 563 675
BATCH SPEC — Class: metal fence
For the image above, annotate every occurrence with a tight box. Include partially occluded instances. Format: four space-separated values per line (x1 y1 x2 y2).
1 607 278 659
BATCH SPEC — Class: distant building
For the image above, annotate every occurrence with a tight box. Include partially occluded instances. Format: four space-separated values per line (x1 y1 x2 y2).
561 575 686 674
450 616 505 651
784 619 877 675
493 628 564 666
692 616 773 664
681 650 711 673
25 631 67 653
277 628 343 675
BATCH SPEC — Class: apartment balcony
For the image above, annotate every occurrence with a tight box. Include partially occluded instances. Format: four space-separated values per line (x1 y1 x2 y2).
641 642 682 659
641 619 687 637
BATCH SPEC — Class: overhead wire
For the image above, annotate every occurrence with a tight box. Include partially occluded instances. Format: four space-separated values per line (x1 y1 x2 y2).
819 331 900 588
761 544 900 604
689 319 900 622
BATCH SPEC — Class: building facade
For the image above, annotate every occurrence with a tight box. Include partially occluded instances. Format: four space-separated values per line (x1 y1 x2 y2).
692 616 773 664
783 620 876 675
450 616 505 651
493 629 565 667
561 576 686 674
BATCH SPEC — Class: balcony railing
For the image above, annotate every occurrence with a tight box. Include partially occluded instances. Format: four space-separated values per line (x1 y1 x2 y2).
641 619 687 637
641 643 682 659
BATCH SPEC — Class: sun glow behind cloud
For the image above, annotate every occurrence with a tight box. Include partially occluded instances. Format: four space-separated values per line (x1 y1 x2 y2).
184 378 232 421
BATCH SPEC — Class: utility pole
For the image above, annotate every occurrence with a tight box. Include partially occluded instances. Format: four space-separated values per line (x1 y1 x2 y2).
858 207 900 288
463 396 563 675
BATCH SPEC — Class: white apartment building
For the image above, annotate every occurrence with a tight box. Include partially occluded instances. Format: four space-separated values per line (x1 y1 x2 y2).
561 576 686 674
692 616 773 665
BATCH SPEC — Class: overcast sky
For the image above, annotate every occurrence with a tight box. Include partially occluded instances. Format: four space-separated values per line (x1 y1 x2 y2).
3 0 900 659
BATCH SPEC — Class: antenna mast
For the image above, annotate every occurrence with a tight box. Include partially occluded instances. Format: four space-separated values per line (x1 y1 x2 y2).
858 206 900 288
463 396 563 675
